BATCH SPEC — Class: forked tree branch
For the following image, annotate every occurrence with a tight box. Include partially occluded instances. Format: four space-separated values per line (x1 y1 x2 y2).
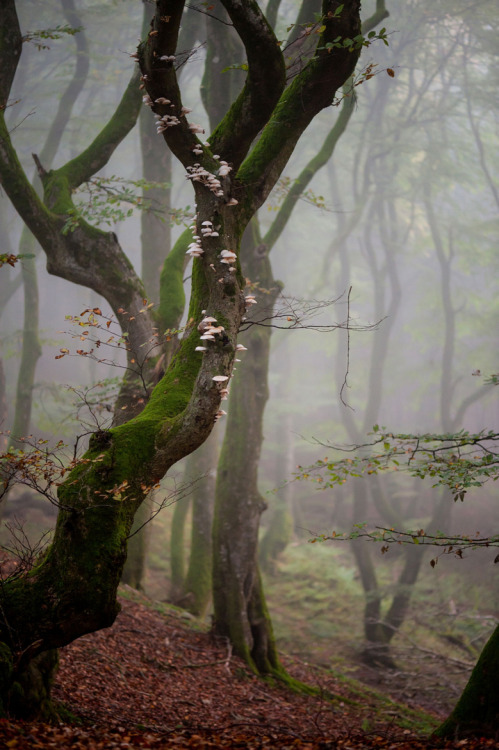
236 0 363 217
208 0 286 169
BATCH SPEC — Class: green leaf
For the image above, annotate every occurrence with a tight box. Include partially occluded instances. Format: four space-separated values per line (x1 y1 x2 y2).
221 62 248 73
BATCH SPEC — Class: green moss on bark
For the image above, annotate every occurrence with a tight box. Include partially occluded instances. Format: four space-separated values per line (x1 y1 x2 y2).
158 228 189 332
0 643 13 717
122 497 151 590
170 495 191 597
434 624 499 739
259 504 293 574
8 650 59 720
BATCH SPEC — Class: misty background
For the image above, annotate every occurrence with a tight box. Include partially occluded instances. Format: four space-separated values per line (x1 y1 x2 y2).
1 0 498 711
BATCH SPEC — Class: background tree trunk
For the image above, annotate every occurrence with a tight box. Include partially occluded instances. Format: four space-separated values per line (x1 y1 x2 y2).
212 225 282 673
182 430 217 616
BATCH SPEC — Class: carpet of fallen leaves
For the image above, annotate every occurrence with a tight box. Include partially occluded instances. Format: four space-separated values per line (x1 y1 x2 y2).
1 588 498 749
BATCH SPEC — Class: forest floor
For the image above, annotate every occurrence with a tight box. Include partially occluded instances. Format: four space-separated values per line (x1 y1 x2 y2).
1 586 498 750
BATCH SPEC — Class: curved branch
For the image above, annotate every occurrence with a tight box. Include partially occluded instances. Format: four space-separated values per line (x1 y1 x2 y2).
40 0 90 170
262 0 388 251
140 1 205 168
0 0 22 106
0 115 57 244
208 0 286 169
236 0 362 217
45 3 153 191
361 0 389 34
0 109 155 371
52 68 142 190
263 92 356 250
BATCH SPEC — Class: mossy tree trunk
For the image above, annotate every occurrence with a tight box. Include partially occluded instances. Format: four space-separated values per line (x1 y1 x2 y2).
259 411 294 574
434 624 499 739
170 492 191 599
0 199 248 717
181 430 218 616
212 222 282 673
212 328 279 671
0 0 363 715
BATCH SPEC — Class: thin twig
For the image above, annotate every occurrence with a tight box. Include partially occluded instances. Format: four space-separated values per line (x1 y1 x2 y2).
340 286 354 410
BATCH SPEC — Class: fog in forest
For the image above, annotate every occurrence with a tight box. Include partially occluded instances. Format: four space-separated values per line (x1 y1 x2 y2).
0 0 498 736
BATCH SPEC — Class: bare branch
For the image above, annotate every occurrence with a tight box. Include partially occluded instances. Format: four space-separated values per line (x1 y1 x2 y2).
239 290 382 333
339 286 353 409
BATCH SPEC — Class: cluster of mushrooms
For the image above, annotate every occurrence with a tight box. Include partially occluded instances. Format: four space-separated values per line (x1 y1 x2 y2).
195 314 248 422
139 78 239 205
137 72 256 423
185 161 232 197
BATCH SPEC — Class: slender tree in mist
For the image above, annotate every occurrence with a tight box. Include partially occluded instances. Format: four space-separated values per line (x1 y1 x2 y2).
298 1 499 733
300 0 498 668
6 0 89 454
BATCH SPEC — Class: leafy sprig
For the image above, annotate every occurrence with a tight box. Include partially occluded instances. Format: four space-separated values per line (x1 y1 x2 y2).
308 524 499 567
0 253 35 268
297 425 499 502
318 27 390 55
62 176 193 234
22 25 83 51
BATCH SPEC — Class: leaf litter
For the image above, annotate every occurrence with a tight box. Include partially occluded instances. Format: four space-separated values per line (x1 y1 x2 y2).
0 589 498 749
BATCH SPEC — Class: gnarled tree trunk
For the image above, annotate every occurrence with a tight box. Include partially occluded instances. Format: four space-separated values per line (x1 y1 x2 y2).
0 0 363 715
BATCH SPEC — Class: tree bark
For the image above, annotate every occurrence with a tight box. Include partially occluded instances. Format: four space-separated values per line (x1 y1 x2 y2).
259 411 294 574
182 430 218 616
121 495 152 591
170 493 191 599
435 624 499 739
212 224 282 673
9 242 41 446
